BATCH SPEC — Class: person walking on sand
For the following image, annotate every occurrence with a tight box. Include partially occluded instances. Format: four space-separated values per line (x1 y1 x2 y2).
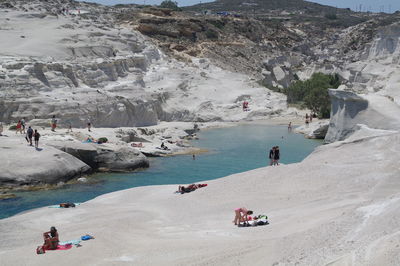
87 121 92 132
34 129 40 148
233 208 253 226
16 120 22 134
27 126 34 146
51 115 57 132
21 117 26 134
273 146 280 165
67 122 72 133
269 146 275 166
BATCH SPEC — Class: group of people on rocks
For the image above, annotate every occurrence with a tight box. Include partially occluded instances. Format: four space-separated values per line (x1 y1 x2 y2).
268 146 280 166
7 115 94 149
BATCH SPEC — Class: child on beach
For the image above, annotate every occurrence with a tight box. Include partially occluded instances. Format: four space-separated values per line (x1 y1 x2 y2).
233 208 253 226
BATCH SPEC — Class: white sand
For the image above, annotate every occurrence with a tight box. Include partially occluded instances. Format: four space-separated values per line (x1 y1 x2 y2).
1 128 400 265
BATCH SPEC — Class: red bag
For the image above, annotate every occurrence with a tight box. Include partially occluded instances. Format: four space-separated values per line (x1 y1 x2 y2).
36 245 45 254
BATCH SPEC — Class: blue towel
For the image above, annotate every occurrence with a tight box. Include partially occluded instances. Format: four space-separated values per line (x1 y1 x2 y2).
59 239 81 246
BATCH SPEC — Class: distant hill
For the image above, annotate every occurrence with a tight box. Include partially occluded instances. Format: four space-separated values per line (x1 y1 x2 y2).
185 0 351 14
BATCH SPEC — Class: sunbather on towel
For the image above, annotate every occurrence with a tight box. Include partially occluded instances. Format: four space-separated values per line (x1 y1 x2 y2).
59 202 75 208
42 226 59 250
178 184 207 194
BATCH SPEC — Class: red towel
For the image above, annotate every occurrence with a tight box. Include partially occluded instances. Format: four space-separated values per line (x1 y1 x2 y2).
56 244 72 250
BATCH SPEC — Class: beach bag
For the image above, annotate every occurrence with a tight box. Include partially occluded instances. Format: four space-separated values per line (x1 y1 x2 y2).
81 235 94 241
36 246 45 254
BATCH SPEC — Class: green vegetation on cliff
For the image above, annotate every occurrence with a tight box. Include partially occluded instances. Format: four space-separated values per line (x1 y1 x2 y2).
160 0 180 11
285 73 340 118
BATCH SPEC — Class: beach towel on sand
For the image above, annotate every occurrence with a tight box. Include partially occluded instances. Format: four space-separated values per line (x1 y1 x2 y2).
36 244 72 254
59 239 81 246
56 244 73 250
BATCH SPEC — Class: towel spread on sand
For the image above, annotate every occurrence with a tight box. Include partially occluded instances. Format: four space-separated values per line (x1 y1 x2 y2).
56 244 73 250
59 239 81 246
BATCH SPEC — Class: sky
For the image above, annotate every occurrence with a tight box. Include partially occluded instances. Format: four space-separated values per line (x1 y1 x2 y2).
83 0 400 13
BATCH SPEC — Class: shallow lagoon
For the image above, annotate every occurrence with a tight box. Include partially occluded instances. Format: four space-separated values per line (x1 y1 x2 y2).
0 125 321 219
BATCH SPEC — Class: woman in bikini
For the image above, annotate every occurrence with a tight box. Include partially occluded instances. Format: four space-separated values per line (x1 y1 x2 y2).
42 226 59 250
233 208 253 225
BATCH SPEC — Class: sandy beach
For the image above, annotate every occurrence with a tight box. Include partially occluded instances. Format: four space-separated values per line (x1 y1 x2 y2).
1 126 399 265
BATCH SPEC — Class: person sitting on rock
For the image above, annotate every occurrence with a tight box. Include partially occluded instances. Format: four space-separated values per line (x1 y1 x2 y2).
131 142 143 148
42 226 59 251
161 142 169 150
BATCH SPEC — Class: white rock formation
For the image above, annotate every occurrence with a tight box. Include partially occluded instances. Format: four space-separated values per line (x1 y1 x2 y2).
0 137 91 187
0 3 290 128
325 89 400 143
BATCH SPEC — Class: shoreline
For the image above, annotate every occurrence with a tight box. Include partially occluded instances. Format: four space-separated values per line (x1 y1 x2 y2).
1 126 398 265
0 120 320 219
0 118 313 193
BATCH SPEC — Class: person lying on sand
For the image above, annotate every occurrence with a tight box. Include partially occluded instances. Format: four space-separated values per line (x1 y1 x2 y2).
178 184 207 194
42 226 59 250
59 202 75 208
233 208 253 226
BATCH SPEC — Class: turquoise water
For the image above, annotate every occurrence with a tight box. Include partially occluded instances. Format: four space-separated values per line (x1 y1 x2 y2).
0 125 321 219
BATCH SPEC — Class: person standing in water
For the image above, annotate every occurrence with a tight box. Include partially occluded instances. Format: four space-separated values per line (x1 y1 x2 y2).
273 146 280 165
34 129 41 148
268 146 275 166
288 122 292 132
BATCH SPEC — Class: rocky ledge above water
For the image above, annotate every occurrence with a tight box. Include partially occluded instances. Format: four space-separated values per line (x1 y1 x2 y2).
0 122 202 190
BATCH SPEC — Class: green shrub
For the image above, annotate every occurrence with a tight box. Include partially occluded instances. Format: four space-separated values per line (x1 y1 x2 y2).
325 13 337 20
284 73 340 118
159 0 180 11
205 29 218 39
97 137 108 144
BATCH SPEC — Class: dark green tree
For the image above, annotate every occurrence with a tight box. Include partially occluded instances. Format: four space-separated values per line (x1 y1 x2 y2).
160 0 180 10
284 73 340 118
